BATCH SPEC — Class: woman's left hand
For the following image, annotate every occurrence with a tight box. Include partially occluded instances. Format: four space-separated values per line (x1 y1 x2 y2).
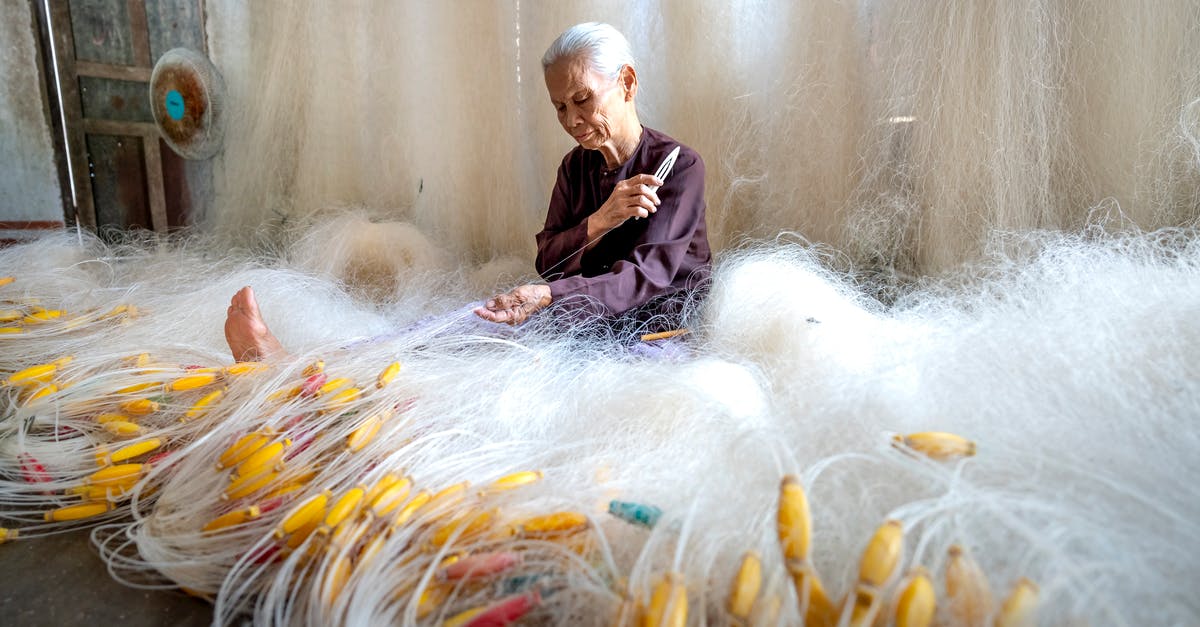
474 284 553 325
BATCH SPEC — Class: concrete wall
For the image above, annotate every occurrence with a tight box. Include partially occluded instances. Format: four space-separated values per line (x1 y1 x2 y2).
0 1 64 222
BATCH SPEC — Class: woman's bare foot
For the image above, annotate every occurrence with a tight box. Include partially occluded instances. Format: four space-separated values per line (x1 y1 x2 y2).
224 286 285 362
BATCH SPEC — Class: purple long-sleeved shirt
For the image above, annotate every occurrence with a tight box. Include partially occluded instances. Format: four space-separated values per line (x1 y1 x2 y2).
535 126 711 316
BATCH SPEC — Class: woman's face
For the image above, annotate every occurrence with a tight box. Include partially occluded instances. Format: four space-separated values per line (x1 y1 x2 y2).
544 57 629 151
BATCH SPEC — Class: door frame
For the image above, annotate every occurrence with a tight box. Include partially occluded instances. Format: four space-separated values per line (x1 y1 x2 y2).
31 0 209 233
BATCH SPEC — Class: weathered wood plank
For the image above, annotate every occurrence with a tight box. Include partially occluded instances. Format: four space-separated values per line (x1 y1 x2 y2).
145 0 206 62
160 138 198 227
79 76 153 123
0 221 66 230
50 1 96 229
144 135 168 232
85 134 152 233
67 0 135 66
75 60 152 82
82 118 157 136
127 0 152 66
198 0 208 54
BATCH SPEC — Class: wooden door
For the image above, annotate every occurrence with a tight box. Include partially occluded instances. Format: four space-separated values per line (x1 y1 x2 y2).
38 0 208 235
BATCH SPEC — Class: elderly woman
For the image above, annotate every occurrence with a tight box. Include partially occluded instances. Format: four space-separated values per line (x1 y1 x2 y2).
225 22 710 361
473 22 710 325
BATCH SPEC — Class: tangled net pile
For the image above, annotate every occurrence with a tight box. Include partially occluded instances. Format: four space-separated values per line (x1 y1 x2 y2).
0 220 1198 626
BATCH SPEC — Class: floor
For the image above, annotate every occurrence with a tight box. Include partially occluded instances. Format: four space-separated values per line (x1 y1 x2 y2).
0 528 212 626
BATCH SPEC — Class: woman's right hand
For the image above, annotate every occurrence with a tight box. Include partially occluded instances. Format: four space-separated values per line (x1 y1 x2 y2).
587 173 663 238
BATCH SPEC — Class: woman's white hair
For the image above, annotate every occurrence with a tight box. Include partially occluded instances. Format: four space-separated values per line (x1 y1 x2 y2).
541 22 635 79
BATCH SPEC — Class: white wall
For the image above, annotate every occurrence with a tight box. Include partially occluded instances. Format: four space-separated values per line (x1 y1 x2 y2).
0 0 64 222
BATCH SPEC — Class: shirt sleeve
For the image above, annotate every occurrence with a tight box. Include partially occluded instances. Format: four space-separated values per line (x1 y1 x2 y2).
534 159 589 281
547 150 706 315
